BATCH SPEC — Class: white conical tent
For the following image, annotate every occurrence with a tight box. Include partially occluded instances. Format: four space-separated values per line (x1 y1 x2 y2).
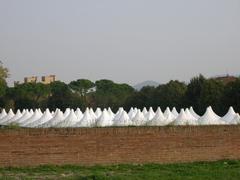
229 113 240 125
134 108 138 114
89 108 97 121
0 109 15 124
164 107 172 118
1 109 22 125
132 110 146 126
128 108 136 120
172 109 188 125
21 110 42 127
96 109 112 127
114 111 132 126
56 109 79 127
173 109 198 125
75 108 83 120
190 107 200 119
145 107 155 121
113 108 124 123
13 110 33 125
221 107 236 123
198 106 225 125
51 108 59 117
147 107 167 126
41 109 64 128
185 108 198 124
63 108 71 119
75 108 94 127
142 107 148 116
37 109 43 116
164 107 176 124
27 109 52 128
95 108 102 119
0 109 7 120
108 107 115 121
172 107 179 117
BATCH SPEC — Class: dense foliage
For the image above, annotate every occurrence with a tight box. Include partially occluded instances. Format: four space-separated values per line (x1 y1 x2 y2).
0 63 239 115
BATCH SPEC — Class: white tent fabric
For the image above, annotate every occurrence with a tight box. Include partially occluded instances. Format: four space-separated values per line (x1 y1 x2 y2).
63 108 71 119
75 108 83 120
28 109 53 128
14 110 34 125
145 107 155 121
221 107 236 123
114 111 132 126
128 108 136 120
113 108 124 123
75 108 94 127
7 110 32 124
1 110 22 125
40 109 63 128
108 107 115 121
190 107 200 119
0 109 7 120
142 107 148 116
185 108 198 124
56 109 79 127
198 106 225 125
172 107 179 117
95 108 102 119
0 106 239 128
21 110 42 127
164 107 176 124
229 113 240 125
132 110 146 126
0 109 15 124
96 109 113 127
17 110 33 125
147 107 167 126
173 109 198 125
89 108 97 119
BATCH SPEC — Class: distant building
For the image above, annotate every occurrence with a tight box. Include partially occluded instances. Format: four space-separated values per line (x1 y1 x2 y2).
213 75 238 85
15 75 56 86
41 75 56 84
24 76 38 83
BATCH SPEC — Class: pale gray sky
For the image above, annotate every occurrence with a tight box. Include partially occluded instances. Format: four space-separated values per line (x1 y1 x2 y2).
0 0 240 86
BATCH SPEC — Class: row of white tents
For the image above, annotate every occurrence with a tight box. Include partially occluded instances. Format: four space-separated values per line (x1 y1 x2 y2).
0 106 239 128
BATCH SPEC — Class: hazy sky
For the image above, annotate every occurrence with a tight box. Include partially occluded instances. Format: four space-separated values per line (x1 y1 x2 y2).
0 0 240 86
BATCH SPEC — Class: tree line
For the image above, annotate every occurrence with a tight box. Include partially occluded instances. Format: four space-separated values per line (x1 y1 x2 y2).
0 62 239 115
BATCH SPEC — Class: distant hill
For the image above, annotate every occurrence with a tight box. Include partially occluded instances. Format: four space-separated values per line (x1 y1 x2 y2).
133 81 160 91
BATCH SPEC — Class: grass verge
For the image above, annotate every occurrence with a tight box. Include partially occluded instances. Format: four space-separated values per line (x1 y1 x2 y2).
0 160 240 179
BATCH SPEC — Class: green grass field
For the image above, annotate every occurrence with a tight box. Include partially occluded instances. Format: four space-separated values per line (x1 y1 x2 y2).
0 160 239 180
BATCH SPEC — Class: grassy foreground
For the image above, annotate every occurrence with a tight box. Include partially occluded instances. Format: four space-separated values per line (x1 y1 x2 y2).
0 160 240 180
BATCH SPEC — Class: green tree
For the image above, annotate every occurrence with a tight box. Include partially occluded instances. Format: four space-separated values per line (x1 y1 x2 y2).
124 86 155 110
221 79 240 113
6 83 51 110
69 79 95 107
154 80 187 111
0 61 9 97
48 81 83 111
199 79 225 115
69 79 94 96
184 74 206 114
93 79 134 111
